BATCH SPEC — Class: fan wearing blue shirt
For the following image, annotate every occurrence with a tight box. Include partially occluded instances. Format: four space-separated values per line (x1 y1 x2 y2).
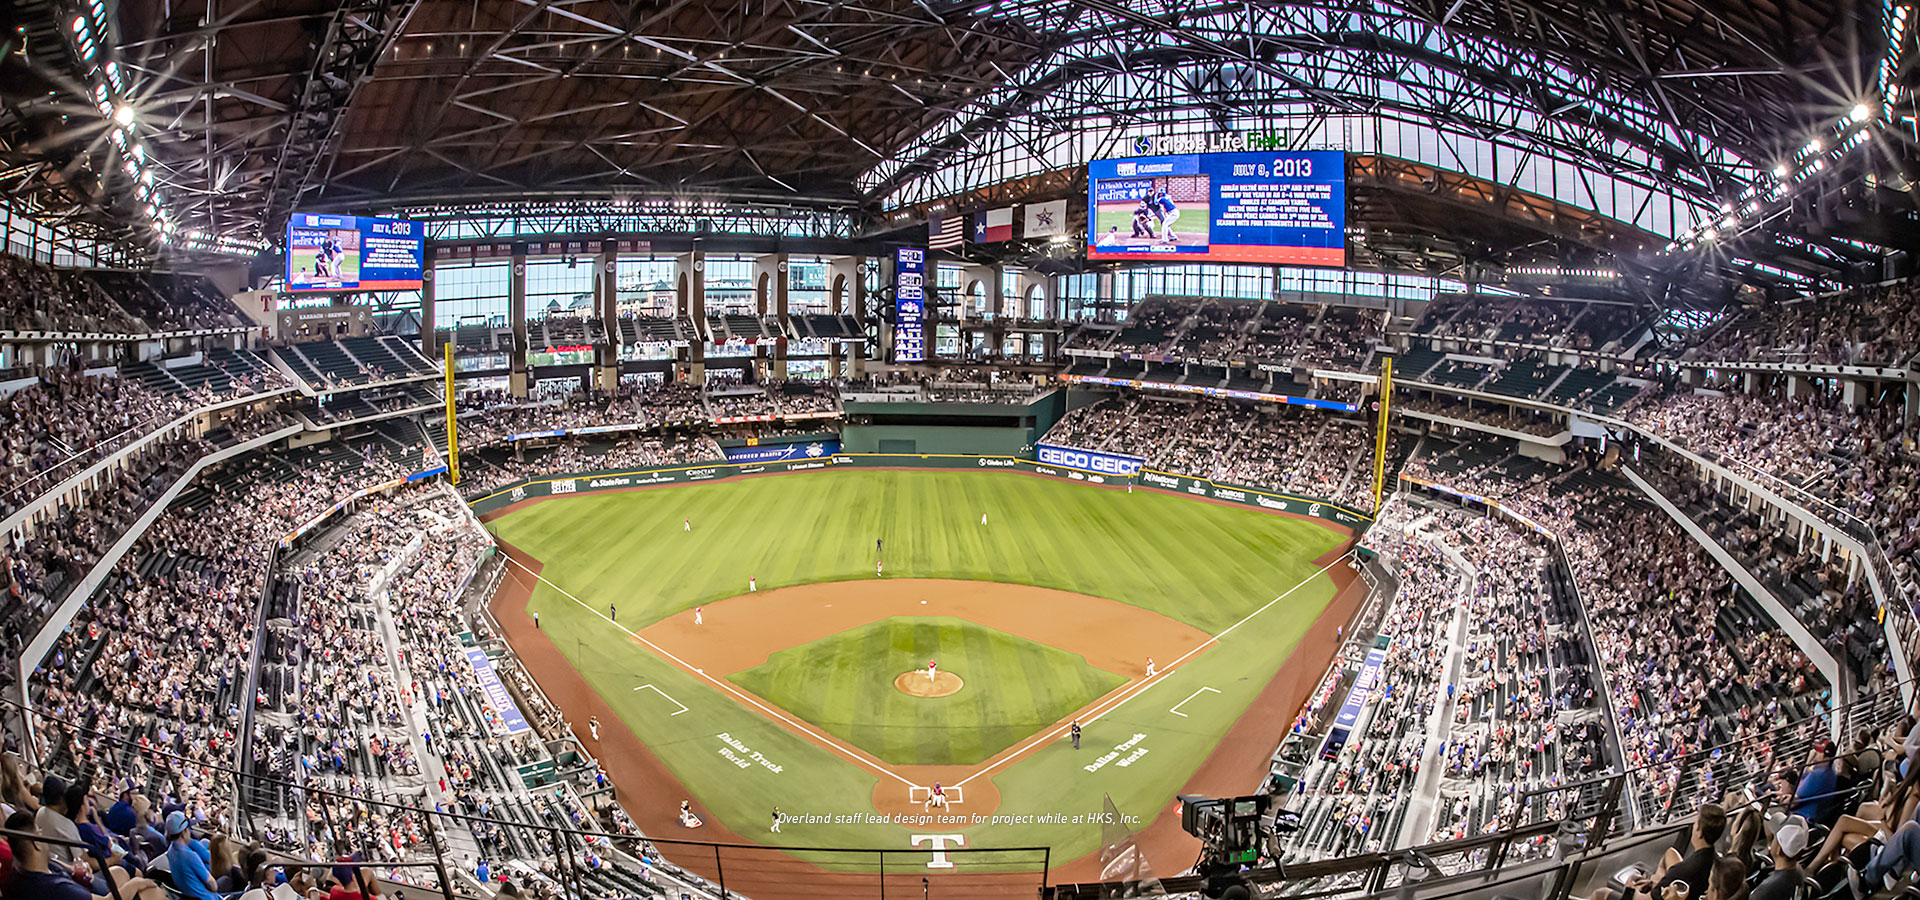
164 811 219 900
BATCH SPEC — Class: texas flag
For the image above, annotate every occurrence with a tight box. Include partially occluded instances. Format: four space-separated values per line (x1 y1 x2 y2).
971 207 1013 243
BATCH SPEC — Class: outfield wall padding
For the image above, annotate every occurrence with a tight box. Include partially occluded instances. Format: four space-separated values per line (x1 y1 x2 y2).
465 453 1373 532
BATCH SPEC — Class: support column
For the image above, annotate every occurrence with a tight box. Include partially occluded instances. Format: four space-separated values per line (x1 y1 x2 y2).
509 247 529 398
595 242 620 392
1843 378 1863 410
754 253 789 380
676 251 706 383
828 256 865 379
1786 374 1810 400
419 260 437 359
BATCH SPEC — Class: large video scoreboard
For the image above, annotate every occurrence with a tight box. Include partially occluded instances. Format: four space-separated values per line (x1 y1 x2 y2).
285 213 426 292
1086 150 1346 267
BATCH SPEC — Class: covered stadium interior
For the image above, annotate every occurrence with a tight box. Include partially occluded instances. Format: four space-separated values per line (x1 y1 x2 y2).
1 0 1919 897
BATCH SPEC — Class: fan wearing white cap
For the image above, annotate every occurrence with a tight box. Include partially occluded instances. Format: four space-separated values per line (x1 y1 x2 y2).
1748 815 1808 900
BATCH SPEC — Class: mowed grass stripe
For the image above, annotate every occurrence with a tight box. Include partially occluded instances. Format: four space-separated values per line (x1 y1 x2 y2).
490 470 1341 635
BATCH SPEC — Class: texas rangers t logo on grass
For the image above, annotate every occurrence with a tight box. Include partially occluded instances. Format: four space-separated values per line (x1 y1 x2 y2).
912 833 966 868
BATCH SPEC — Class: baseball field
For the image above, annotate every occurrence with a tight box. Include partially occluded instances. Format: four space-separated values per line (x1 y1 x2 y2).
483 467 1355 881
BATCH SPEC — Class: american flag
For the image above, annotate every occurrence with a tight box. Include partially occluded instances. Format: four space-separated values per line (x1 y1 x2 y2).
928 210 965 250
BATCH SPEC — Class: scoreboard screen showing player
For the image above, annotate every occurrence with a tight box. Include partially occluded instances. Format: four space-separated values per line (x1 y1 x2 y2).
285 213 426 292
1086 150 1346 267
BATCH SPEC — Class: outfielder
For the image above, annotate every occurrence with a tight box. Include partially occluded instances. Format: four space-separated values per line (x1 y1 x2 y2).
771 807 783 833
750 575 757 592
1145 658 1157 678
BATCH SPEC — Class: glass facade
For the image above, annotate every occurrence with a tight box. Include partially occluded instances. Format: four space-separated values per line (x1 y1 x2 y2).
434 261 511 327
525 259 593 319
1058 264 1466 320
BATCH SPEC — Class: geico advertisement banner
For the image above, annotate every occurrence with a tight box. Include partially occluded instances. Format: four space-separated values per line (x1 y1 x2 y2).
1035 443 1145 476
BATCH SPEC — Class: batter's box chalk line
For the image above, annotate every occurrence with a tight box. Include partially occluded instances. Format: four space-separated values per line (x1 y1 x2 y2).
910 785 965 805
633 683 689 716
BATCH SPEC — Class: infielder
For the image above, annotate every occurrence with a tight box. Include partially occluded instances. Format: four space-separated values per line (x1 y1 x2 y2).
749 575 757 592
694 606 703 625
589 716 600 741
1145 658 1157 677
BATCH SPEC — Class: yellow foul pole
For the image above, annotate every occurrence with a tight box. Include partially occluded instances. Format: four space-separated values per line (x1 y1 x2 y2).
444 342 459 485
1371 357 1392 512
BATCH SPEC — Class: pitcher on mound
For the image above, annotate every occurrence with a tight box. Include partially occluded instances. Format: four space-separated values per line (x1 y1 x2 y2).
927 660 938 683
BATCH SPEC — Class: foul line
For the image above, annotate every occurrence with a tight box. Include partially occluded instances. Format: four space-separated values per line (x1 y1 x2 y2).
954 549 1355 788
1168 687 1221 718
633 683 689 716
503 555 916 787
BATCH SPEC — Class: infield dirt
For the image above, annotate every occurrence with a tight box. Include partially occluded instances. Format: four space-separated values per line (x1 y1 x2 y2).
490 537 1366 894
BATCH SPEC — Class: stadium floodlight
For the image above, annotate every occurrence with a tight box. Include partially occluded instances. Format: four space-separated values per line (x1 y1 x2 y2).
1805 137 1824 155
1702 227 1718 241
1851 104 1873 122
72 15 86 32
114 104 135 127
1774 163 1791 179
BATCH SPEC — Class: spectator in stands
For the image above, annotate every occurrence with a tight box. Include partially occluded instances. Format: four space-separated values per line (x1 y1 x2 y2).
328 860 378 900
34 776 83 868
1749 815 1809 900
163 811 219 900
6 809 163 900
1626 802 1724 898
1795 740 1845 827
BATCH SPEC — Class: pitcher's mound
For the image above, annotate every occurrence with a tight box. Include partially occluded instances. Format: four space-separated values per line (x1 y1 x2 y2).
895 670 963 698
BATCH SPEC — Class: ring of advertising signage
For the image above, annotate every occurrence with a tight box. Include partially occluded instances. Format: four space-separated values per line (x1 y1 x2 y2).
1087 150 1345 266
286 213 426 292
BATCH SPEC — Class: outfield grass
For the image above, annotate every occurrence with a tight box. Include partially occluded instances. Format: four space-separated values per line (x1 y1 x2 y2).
730 617 1125 766
489 469 1345 857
